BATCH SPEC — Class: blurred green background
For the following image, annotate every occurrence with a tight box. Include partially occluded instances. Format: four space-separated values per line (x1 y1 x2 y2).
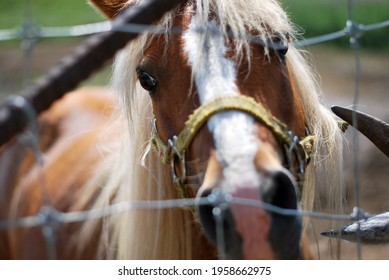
281 0 389 49
0 0 104 28
0 0 388 48
0 0 388 99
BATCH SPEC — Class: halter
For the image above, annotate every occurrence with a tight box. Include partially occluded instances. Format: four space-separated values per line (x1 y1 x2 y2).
152 94 322 199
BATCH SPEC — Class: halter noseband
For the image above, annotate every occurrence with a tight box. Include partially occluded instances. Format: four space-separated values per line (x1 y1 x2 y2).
151 94 319 199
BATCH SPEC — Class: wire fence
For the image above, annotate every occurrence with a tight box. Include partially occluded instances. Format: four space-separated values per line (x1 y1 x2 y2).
0 0 388 260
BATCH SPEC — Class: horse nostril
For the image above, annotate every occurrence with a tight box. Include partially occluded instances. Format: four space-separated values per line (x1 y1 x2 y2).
262 170 302 259
197 189 218 242
262 170 299 211
197 189 243 259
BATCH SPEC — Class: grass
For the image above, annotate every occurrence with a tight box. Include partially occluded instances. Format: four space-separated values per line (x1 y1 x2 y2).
280 0 389 49
1 1 387 49
0 0 104 29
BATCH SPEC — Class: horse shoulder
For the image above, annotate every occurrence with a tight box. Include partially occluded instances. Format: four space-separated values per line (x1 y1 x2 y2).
2 87 117 259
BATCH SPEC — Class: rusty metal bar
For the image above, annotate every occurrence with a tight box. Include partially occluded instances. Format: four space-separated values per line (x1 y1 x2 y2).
0 0 186 146
332 105 389 157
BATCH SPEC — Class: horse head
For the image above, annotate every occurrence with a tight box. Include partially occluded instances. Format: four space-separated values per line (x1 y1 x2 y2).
91 0 344 259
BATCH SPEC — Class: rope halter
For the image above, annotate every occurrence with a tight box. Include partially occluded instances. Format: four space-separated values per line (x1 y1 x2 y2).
151 94 324 199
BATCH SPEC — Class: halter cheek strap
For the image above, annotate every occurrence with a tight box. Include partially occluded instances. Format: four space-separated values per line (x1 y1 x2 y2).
151 95 346 199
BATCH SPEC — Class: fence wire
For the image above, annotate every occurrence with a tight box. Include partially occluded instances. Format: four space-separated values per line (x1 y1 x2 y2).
0 0 388 260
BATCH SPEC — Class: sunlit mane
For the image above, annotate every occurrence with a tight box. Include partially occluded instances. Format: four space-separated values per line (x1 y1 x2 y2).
78 0 344 259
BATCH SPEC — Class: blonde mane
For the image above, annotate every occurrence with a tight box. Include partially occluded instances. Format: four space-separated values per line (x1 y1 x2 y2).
78 0 344 259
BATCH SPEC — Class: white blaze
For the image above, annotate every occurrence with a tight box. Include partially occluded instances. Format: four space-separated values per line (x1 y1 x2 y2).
183 15 260 190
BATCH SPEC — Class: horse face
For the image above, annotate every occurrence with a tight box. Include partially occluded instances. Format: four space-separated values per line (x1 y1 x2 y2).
141 15 307 259
92 0 308 259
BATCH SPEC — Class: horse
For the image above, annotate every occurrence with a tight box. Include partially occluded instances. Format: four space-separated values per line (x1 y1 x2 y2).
0 0 346 259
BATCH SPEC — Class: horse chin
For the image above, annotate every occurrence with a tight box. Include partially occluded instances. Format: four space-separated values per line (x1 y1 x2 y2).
195 153 302 260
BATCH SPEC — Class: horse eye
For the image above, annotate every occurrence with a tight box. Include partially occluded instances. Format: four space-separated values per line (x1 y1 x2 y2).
274 45 288 65
137 69 157 96
272 35 289 62
277 46 288 57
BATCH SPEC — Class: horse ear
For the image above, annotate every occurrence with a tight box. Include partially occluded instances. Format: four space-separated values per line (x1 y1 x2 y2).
89 0 134 19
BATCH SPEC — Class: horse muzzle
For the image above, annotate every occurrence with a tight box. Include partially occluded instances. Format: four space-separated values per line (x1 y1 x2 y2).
196 151 302 260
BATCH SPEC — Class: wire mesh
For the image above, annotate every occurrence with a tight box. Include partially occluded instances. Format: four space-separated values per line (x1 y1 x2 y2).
0 0 388 260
